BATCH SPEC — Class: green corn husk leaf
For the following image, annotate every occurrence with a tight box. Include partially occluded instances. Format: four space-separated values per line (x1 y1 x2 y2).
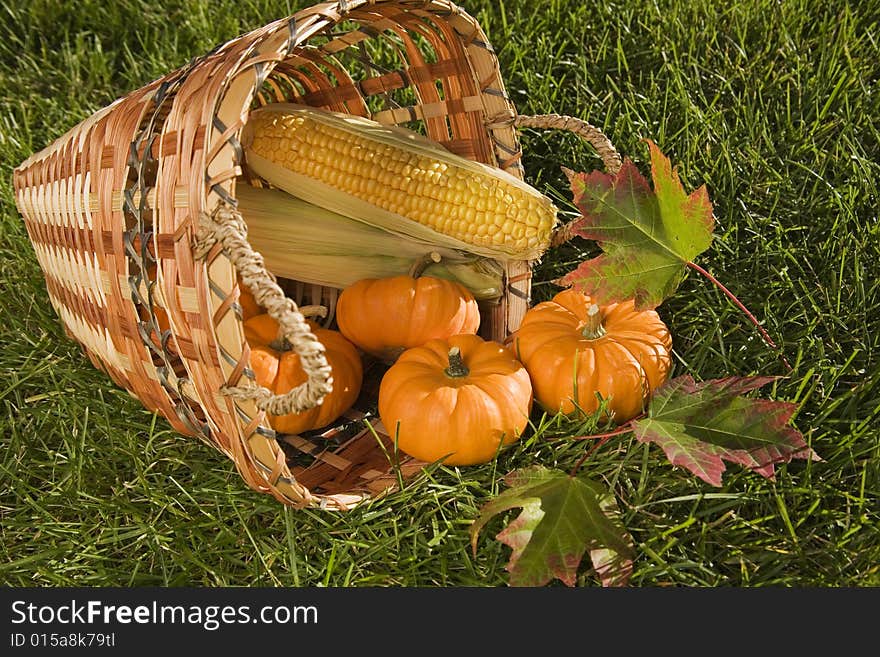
235 182 503 299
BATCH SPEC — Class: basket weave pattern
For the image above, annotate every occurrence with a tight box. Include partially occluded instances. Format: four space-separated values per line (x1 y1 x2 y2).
14 0 627 510
12 0 542 510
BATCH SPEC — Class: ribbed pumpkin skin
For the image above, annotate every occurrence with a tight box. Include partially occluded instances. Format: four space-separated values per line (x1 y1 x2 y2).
378 334 533 466
245 314 363 434
336 275 480 362
512 289 672 422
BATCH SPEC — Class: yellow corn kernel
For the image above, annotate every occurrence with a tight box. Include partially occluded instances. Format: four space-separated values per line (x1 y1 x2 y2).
243 104 557 261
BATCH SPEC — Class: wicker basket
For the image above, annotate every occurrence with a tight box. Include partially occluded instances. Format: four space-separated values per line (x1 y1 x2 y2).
12 0 620 510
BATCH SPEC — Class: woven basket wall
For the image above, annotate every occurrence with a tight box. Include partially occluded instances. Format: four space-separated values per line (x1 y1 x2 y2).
14 0 626 511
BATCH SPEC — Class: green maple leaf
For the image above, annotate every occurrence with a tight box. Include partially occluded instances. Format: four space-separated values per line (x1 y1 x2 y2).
559 140 714 310
470 466 633 587
633 375 822 486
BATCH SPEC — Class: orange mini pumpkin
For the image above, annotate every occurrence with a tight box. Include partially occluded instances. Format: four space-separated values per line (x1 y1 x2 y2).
378 334 533 466
335 255 480 362
237 282 262 320
511 288 672 423
246 314 363 434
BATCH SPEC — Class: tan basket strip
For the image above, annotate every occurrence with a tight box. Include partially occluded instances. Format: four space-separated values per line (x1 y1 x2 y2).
357 67 408 96
265 66 317 105
370 94 484 126
208 281 240 329
45 282 170 420
16 177 152 227
51 298 131 376
95 98 146 342
40 262 117 330
404 11 493 165
267 448 288 488
234 405 270 446
42 275 128 350
117 95 204 430
296 77 362 109
219 340 252 392
346 38 409 116
17 82 190 430
318 20 384 55
396 26 452 141
152 63 241 447
287 58 356 114
22 221 181 262
295 48 367 116
336 7 417 117
371 58 463 97
72 173 91 230
18 178 65 229
120 75 220 441
14 89 189 436
16 182 187 266
387 14 456 122
254 75 293 105
293 430 412 497
31 236 106 307
449 9 523 177
157 23 310 486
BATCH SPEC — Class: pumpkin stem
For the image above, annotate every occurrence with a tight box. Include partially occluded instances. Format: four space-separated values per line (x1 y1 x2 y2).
581 304 606 340
444 346 470 378
269 336 292 352
408 251 442 278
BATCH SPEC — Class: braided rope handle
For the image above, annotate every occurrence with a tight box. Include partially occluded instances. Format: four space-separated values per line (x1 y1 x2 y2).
514 113 622 247
196 204 334 416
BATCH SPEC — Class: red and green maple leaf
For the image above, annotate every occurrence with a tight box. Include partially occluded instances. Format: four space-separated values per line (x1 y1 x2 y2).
470 466 634 587
632 375 821 486
560 140 714 310
559 140 785 361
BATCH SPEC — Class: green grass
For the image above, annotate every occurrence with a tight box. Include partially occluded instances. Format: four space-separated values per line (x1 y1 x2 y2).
1 0 878 587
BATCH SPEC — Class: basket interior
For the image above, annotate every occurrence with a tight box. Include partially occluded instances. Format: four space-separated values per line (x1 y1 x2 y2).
224 6 526 503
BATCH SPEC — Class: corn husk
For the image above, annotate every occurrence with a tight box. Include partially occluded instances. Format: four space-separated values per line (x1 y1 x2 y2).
240 103 557 262
236 182 503 299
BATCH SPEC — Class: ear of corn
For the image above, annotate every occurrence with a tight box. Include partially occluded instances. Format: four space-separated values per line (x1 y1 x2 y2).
240 103 557 262
235 182 504 299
